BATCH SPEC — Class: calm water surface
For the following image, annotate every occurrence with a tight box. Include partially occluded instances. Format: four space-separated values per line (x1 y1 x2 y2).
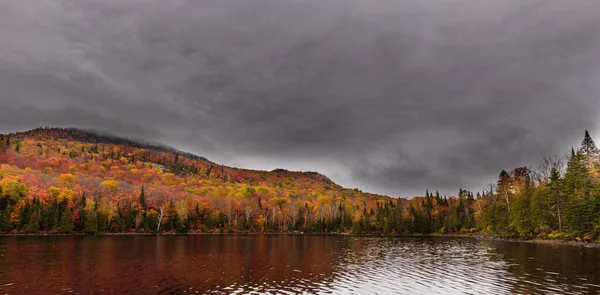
0 235 599 294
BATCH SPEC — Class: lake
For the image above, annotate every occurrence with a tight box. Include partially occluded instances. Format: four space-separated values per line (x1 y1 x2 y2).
0 235 599 294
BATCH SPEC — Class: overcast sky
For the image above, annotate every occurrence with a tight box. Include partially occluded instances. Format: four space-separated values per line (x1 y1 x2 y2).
1 0 600 198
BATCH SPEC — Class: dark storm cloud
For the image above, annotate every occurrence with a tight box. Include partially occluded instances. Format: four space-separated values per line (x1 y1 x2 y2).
1 0 600 197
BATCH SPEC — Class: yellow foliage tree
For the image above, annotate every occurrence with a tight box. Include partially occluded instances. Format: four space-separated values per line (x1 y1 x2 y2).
49 186 61 199
1 179 29 201
58 188 75 201
57 173 76 186
100 180 120 193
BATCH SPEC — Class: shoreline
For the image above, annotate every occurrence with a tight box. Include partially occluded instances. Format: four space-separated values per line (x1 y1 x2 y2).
1 231 599 247
469 234 600 248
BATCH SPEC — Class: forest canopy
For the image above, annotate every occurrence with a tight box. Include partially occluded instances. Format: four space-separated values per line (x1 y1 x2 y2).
1 127 600 242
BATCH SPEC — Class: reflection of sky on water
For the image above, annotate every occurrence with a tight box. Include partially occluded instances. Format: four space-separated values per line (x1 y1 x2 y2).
325 238 513 295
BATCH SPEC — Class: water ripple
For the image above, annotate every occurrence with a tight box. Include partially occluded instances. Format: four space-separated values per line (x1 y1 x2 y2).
0 235 599 294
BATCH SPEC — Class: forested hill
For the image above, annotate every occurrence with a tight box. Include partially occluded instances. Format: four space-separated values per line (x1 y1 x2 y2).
1 127 600 242
0 127 394 234
403 130 600 242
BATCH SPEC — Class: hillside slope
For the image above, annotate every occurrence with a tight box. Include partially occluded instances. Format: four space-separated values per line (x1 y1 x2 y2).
0 127 396 234
6 127 597 239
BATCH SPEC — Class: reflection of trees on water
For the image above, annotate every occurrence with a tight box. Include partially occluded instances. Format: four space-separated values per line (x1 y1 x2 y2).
157 235 343 293
2 236 600 294
0 235 344 294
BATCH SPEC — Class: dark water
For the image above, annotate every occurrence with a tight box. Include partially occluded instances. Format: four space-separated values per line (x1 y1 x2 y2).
0 235 599 294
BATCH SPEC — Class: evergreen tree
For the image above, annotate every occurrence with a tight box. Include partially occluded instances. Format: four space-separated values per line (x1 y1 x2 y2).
84 209 98 234
580 130 599 158
497 170 512 213
564 150 590 193
0 204 13 232
393 199 404 233
97 212 107 232
139 186 146 210
18 201 31 230
548 168 563 232
563 149 594 234
25 209 41 233
60 207 74 233
512 188 533 237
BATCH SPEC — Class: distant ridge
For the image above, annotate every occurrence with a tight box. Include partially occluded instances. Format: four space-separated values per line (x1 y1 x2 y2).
4 126 338 186
10 127 211 162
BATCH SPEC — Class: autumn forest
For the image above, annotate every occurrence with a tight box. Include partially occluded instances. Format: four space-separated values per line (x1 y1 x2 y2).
1 127 600 242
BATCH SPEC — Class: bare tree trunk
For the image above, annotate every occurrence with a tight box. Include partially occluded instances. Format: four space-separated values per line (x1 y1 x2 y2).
272 207 276 229
487 183 496 196
265 210 269 229
157 206 165 233
135 211 143 230
464 201 471 223
228 205 232 227
555 193 562 232
320 208 324 231
245 207 252 229
304 207 309 229
475 194 483 213
501 188 511 213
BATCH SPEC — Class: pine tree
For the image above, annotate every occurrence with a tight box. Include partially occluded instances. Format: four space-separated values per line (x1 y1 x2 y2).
0 136 6 151
84 210 98 234
25 209 41 233
0 205 13 232
564 150 590 193
49 199 60 231
580 130 599 158
139 186 146 210
562 149 593 234
548 168 563 232
497 170 512 213
60 207 74 233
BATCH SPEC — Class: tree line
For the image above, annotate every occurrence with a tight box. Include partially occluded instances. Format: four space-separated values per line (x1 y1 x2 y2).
1 129 600 241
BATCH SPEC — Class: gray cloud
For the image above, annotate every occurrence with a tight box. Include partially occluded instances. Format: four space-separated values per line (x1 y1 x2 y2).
1 0 600 197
